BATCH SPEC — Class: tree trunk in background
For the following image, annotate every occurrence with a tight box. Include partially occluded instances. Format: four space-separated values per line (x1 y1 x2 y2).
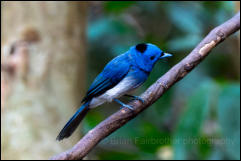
1 2 87 159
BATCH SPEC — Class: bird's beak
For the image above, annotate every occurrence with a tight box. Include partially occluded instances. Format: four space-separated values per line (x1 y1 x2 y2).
160 53 172 59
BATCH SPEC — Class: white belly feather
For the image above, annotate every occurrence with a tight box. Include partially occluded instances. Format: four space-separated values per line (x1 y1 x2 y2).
89 76 137 108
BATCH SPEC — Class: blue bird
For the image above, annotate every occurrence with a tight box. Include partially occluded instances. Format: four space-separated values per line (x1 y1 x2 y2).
56 43 172 141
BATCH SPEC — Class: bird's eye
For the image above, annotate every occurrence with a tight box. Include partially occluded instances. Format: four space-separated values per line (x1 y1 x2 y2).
150 56 155 60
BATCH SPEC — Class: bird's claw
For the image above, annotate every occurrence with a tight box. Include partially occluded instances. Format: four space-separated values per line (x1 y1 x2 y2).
131 96 145 104
114 98 134 110
120 104 134 110
124 94 145 104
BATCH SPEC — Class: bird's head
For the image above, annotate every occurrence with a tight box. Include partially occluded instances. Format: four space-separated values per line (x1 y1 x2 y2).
129 43 172 72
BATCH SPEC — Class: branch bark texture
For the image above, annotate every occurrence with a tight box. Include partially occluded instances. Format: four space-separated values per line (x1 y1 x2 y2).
51 12 240 160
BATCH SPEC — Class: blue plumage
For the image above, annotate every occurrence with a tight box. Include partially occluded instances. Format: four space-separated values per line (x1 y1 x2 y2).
82 53 131 103
56 101 90 141
57 43 172 141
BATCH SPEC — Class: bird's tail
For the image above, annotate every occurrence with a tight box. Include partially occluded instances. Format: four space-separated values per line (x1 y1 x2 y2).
56 101 90 141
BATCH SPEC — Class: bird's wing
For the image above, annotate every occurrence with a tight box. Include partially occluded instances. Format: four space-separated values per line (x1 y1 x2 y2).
81 54 130 103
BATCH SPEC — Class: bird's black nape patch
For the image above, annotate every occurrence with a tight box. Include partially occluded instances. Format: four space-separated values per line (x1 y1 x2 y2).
135 43 147 53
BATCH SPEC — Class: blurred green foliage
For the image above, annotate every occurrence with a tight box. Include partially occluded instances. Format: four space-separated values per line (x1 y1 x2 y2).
84 1 239 160
218 84 240 160
173 80 215 160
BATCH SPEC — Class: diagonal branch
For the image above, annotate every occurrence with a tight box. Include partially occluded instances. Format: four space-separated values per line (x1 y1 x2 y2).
50 12 240 160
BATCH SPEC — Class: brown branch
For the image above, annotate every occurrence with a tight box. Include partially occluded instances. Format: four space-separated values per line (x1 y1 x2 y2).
50 12 240 160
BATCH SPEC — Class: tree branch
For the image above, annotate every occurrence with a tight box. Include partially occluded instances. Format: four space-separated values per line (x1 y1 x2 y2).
50 12 240 160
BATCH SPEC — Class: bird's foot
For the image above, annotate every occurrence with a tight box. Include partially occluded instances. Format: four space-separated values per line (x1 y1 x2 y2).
120 104 134 110
124 94 145 104
114 98 134 110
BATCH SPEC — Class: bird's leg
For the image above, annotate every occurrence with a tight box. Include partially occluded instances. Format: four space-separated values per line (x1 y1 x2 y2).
124 94 145 104
114 98 134 110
